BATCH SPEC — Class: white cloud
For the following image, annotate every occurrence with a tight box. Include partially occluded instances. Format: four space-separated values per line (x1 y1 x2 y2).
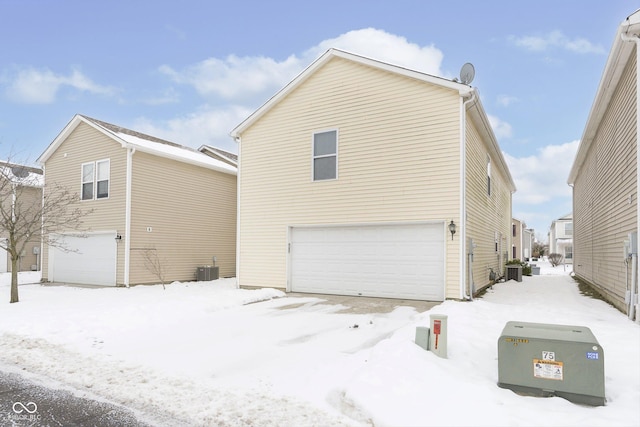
509 31 605 54
497 94 518 107
305 28 444 76
5 67 115 104
505 139 579 205
132 105 253 152
488 114 513 139
150 28 446 149
159 55 301 100
159 28 445 101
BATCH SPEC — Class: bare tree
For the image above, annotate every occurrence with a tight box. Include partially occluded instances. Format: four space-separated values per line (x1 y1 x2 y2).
0 161 91 303
548 253 564 267
141 248 167 289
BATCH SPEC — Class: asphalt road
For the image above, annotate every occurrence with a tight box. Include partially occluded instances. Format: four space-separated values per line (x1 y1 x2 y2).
0 370 154 427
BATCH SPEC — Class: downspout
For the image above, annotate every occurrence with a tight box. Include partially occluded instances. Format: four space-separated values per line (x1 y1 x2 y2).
621 32 640 322
460 89 476 300
40 165 45 273
234 136 241 289
124 147 135 287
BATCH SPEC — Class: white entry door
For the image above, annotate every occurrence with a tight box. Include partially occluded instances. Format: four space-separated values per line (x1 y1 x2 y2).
49 232 117 286
290 222 445 301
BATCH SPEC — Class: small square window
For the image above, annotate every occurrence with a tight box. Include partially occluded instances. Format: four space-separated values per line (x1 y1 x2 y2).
313 130 337 181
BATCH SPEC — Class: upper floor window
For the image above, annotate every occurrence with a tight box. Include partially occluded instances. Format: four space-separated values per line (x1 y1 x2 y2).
81 159 110 200
313 130 337 181
512 224 517 237
565 222 573 236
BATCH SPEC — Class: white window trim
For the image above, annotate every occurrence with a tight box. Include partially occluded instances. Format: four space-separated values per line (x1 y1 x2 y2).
311 129 338 182
96 159 110 199
80 158 110 201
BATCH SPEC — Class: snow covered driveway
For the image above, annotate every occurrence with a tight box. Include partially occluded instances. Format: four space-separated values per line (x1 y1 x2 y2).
0 265 639 426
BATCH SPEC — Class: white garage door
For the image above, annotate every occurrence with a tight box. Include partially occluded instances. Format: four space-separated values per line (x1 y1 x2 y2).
290 223 445 301
49 232 117 286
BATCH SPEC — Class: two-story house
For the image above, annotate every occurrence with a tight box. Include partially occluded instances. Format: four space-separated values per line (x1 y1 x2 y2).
231 49 515 301
549 214 573 264
37 115 237 286
568 9 640 318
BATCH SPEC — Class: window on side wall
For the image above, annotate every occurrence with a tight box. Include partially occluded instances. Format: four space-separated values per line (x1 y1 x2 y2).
81 159 110 200
313 130 337 181
565 222 573 236
565 245 573 259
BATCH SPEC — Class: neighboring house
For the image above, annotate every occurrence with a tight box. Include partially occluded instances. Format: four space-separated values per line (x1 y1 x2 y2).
231 48 515 301
0 161 43 272
37 115 237 286
511 218 525 260
549 214 573 264
522 227 534 261
568 9 640 317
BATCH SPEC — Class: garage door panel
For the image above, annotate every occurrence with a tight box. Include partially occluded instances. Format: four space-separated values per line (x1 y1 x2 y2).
50 233 116 286
291 223 445 301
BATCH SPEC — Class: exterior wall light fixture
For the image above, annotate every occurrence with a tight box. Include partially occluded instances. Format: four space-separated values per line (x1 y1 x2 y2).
448 220 457 240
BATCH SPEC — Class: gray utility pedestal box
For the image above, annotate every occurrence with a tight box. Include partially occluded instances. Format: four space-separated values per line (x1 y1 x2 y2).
497 321 605 406
197 266 219 281
506 265 522 282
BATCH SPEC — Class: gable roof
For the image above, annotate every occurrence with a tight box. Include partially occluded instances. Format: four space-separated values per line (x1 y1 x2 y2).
230 48 474 139
198 145 238 167
230 48 515 192
568 9 640 184
38 115 237 175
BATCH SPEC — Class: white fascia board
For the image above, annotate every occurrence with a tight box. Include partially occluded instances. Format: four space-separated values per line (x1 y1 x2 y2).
230 48 473 139
117 135 237 175
568 11 640 184
37 114 86 165
467 96 517 192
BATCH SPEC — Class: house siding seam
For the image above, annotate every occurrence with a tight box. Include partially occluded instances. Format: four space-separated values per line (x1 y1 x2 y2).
41 122 128 283
128 151 237 284
573 48 637 312
465 116 512 291
238 56 462 298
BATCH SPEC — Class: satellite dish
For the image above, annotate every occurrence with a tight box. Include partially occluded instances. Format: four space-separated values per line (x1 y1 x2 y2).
459 62 475 85
11 166 29 178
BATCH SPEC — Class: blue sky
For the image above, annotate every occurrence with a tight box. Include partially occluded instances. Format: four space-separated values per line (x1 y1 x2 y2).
0 0 636 239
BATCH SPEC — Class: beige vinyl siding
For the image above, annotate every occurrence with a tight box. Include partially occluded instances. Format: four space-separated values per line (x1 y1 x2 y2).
465 117 513 291
573 51 637 312
41 122 127 283
128 151 236 284
239 56 462 297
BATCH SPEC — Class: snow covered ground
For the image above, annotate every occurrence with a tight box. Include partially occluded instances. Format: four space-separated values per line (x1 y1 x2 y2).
0 261 638 426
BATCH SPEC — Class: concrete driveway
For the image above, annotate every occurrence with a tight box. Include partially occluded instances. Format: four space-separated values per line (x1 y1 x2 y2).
283 292 441 314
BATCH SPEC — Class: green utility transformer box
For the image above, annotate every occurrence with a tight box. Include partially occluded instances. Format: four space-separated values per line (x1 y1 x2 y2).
497 321 605 406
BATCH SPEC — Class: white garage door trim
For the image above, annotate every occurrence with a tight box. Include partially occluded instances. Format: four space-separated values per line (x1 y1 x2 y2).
49 231 117 286
288 221 445 301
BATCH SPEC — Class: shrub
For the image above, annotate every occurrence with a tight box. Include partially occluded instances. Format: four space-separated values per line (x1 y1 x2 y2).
548 253 564 267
